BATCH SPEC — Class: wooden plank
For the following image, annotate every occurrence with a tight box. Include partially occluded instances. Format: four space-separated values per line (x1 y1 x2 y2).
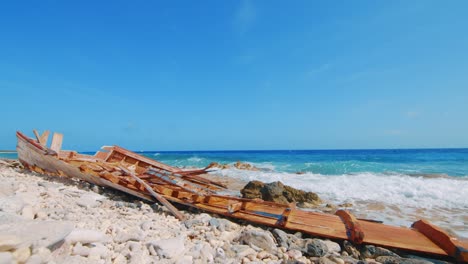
336 210 365 244
120 166 186 221
33 130 50 146
40 130 50 146
50 133 63 152
412 219 468 262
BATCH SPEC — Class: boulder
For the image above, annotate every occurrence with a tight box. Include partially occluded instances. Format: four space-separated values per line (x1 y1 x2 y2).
240 181 265 199
241 181 321 205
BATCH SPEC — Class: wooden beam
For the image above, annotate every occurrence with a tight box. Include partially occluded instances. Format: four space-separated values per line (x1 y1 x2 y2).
32 130 50 146
336 210 365 244
119 166 186 221
276 207 294 227
50 133 63 153
412 220 468 262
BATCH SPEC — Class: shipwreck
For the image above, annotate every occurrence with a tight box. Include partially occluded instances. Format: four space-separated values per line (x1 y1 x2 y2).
15 130 468 263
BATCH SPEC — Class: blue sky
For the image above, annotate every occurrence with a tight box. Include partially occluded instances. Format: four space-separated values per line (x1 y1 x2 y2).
1 1 467 151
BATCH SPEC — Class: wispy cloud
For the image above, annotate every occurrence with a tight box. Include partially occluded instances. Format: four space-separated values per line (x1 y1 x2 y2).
306 63 332 78
233 0 256 34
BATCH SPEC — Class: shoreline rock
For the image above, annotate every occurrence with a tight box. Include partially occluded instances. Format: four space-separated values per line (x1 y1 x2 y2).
240 180 321 207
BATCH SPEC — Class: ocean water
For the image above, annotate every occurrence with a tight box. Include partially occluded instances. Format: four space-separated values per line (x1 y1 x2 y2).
2 149 467 237
142 148 468 238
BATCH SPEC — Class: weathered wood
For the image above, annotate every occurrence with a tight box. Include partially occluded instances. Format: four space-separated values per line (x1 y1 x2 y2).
33 130 50 146
336 210 365 244
120 166 186 221
412 219 468 262
50 133 63 152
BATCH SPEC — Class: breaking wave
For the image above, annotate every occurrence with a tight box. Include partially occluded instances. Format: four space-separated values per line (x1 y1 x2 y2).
212 168 468 238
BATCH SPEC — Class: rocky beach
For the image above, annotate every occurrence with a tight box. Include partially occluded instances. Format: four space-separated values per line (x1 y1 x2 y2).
0 159 447 264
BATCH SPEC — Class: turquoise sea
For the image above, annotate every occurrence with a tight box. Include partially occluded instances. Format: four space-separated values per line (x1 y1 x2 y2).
2 148 467 237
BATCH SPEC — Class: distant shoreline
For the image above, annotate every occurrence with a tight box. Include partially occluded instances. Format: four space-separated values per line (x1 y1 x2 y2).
0 150 16 153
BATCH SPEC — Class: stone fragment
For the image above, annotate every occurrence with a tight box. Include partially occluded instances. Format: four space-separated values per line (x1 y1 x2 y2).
361 245 399 258
230 244 257 259
148 236 185 259
176 255 193 264
375 256 434 264
343 241 360 259
319 257 337 264
114 228 144 243
76 192 105 208
323 240 341 254
286 249 302 259
0 234 22 251
329 255 345 264
25 255 42 264
239 229 277 253
12 247 31 263
0 212 73 249
72 243 90 257
0 196 24 214
0 182 15 197
66 229 108 244
272 229 289 248
0 252 14 264
305 239 328 257
21 205 35 220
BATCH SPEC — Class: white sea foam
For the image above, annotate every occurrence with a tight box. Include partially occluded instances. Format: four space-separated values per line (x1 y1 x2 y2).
153 153 160 156
214 168 468 237
188 156 203 162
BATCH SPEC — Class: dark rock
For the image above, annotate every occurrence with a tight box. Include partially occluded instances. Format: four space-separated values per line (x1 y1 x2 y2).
375 256 401 264
361 245 399 259
240 181 265 199
240 180 321 205
343 240 360 259
399 258 434 264
286 260 307 264
272 228 289 248
376 256 434 264
261 181 290 204
305 239 328 257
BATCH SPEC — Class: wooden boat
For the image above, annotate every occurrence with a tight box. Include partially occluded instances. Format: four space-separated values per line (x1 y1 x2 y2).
16 130 468 263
